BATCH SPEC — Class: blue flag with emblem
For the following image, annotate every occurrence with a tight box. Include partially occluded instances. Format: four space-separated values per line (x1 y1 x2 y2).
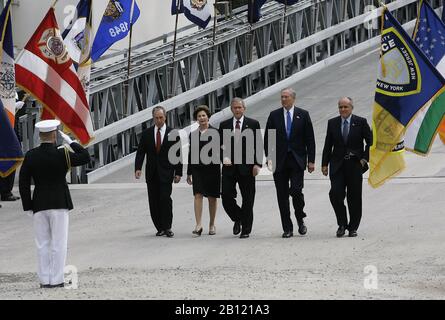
0 0 16 126
369 7 445 187
91 0 140 62
0 0 22 178
62 0 92 66
0 100 23 178
171 0 211 29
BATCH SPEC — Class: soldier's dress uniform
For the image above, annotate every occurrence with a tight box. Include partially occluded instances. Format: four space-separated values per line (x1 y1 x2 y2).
19 120 90 288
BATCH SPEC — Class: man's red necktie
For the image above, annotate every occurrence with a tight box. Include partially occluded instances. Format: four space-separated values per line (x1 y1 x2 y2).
156 128 161 154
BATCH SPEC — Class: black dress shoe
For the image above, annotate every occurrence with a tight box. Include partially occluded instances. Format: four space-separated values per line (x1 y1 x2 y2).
40 284 51 288
50 283 64 288
336 226 346 238
348 230 358 237
165 229 174 238
297 220 307 235
239 233 249 239
282 231 293 238
156 230 165 236
233 221 241 235
1 195 20 201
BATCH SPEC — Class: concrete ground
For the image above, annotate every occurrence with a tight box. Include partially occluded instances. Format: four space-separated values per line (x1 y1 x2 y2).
1 47 444 299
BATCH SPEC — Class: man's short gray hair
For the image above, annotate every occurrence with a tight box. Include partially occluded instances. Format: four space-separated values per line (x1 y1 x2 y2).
281 88 296 99
152 105 167 116
230 97 246 109
339 96 354 107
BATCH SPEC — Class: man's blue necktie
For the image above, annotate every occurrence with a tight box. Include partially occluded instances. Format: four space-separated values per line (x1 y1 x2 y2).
342 120 349 144
286 111 292 139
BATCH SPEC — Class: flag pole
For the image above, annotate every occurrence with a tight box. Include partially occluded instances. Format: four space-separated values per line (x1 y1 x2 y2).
169 0 181 100
212 0 218 44
282 0 288 48
172 0 181 61
51 0 59 8
126 0 135 81
247 0 254 64
125 0 136 116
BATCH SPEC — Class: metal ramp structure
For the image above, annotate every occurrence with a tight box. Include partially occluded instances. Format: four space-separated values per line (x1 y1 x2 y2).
16 0 443 183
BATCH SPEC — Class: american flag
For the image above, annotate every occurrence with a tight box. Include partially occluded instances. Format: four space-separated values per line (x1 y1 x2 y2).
414 2 445 69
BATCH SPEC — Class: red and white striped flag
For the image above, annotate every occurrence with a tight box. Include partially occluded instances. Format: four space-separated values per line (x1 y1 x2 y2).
15 8 94 145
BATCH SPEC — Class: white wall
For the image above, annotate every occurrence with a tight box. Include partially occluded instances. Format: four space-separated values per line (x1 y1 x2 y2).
11 0 215 55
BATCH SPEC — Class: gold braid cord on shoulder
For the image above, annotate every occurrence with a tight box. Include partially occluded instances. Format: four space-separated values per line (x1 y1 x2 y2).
64 147 71 172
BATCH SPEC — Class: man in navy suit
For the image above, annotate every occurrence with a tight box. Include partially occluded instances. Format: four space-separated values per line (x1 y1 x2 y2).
264 88 316 238
321 97 372 238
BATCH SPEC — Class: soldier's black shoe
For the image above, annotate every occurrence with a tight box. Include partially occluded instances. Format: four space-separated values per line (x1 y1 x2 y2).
165 229 174 238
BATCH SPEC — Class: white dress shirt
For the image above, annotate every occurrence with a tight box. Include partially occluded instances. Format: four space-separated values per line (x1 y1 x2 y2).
233 116 245 130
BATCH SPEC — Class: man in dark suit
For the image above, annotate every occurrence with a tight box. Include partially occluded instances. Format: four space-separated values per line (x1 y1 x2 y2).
264 88 316 238
321 97 372 237
219 97 262 239
135 106 183 238
19 120 90 288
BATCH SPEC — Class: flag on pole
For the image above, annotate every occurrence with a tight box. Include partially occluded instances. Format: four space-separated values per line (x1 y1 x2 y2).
0 99 23 178
247 0 267 24
62 0 92 66
91 0 140 62
15 8 94 145
404 0 445 154
0 0 16 126
171 0 211 29
62 0 93 97
369 7 445 188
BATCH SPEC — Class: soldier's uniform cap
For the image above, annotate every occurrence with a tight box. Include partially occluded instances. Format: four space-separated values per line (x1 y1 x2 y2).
35 119 60 132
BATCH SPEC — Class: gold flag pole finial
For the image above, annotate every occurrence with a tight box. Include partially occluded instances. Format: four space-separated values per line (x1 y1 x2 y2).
379 1 387 78
377 0 387 8
51 0 59 8
21 93 30 102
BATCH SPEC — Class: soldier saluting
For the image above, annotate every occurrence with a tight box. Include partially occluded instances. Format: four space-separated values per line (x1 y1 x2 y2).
19 120 90 288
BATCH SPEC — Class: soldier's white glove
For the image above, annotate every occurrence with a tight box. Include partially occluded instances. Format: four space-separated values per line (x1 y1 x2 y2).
267 159 273 172
26 210 33 217
59 130 74 144
15 101 25 111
